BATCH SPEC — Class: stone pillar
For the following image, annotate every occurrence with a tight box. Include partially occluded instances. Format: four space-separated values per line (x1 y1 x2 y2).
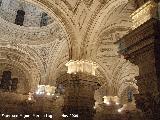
117 1 160 119
57 73 101 120
117 0 160 120
117 15 160 120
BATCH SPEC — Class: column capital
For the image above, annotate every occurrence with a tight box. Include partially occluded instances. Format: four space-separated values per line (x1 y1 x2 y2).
56 72 102 89
117 18 160 64
65 60 98 76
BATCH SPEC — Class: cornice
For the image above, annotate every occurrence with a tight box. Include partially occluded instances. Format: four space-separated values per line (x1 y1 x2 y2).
118 18 160 55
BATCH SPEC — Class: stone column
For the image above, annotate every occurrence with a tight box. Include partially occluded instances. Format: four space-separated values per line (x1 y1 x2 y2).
118 19 160 119
57 73 101 120
117 1 160 118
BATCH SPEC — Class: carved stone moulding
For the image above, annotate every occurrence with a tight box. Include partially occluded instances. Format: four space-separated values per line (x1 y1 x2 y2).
131 0 158 30
117 18 160 59
65 60 98 76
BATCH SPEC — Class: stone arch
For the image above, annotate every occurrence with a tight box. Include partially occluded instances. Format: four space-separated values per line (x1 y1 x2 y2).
46 41 70 85
119 84 139 104
81 0 134 59
22 0 79 59
0 46 42 92
0 60 30 93
18 45 47 84
0 11 71 84
85 0 139 98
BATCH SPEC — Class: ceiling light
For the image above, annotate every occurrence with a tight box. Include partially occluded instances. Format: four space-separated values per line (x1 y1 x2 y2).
118 109 122 113
28 97 32 101
47 92 51 96
106 102 110 105
116 102 120 105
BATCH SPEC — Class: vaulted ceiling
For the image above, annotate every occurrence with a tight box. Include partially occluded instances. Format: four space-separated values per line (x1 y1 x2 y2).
0 0 139 102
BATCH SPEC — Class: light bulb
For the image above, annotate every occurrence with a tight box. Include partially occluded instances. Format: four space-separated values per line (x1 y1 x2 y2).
28 97 32 101
106 102 110 105
118 109 122 113
116 102 120 105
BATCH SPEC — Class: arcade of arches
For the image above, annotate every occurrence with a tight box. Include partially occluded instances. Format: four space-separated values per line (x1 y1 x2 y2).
0 0 160 120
